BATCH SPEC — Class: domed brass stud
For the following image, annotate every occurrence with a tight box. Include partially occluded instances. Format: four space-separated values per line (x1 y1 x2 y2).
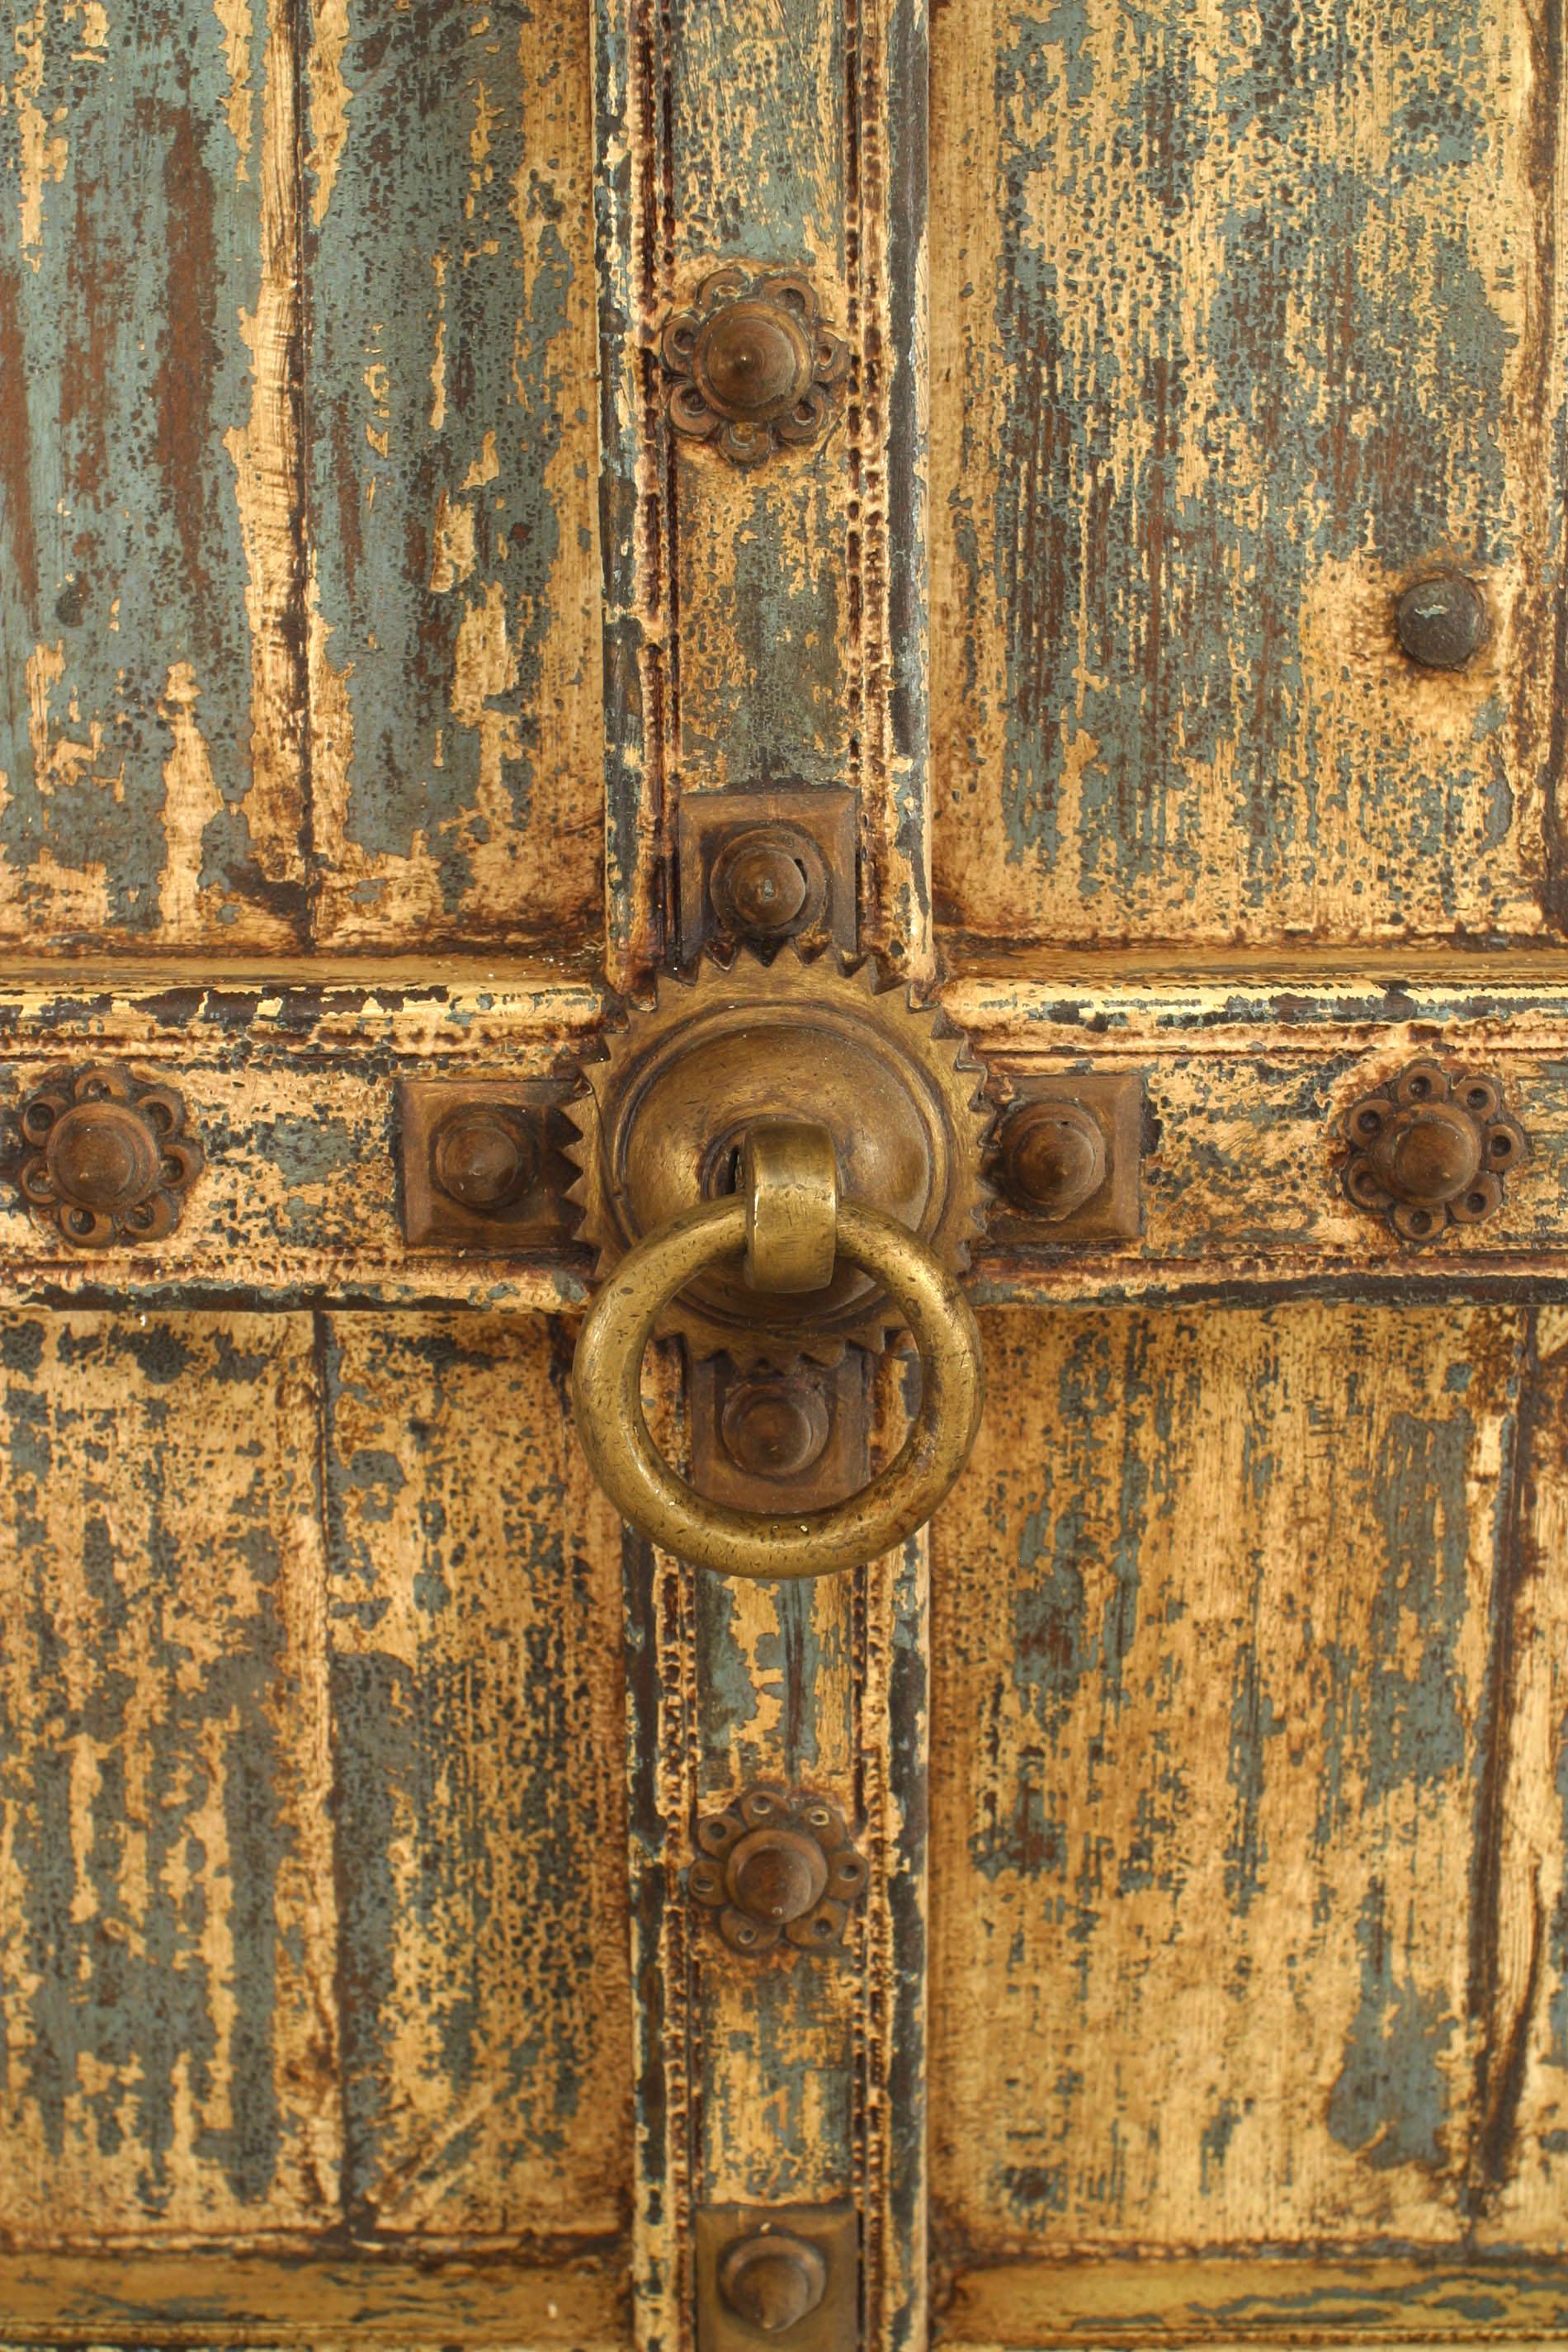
659 267 849 467
719 2235 828 2335
691 1787 867 1953
1341 1060 1527 1244
11 1065 203 1249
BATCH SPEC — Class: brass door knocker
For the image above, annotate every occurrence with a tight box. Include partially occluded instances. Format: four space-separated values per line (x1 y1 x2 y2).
573 1118 982 1578
568 953 990 1578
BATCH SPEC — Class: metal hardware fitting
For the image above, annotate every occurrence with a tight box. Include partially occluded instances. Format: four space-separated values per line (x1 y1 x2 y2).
567 949 989 1366
989 1073 1144 1245
690 1784 867 1955
1341 1060 1528 1244
570 1117 983 1579
659 267 848 467
677 786 858 961
1395 572 1489 671
10 1064 203 1249
696 2202 857 2352
689 1355 871 1515
398 1080 579 1252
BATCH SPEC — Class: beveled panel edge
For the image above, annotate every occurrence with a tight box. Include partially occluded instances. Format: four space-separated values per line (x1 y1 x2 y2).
0 2245 627 2351
937 2252 1568 2350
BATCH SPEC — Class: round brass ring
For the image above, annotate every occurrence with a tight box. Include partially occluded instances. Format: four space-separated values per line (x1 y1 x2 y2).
572 1197 984 1580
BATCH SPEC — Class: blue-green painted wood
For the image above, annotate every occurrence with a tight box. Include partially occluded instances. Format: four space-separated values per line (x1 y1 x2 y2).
0 0 304 947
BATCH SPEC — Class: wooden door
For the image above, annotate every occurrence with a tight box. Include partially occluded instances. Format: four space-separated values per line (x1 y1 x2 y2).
2 4 1566 2351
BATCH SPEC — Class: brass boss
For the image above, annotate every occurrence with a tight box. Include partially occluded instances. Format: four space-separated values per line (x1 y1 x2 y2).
572 1119 983 1580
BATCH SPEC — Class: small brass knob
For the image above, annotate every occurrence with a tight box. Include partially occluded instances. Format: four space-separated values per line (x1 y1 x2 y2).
720 1377 831 1480
1372 1103 1480 1204
709 826 828 942
727 1826 829 1925
431 1106 537 1211
659 267 849 466
1396 572 1488 671
12 1065 203 1249
1342 1060 1528 1244
698 302 812 422
49 1102 161 1211
999 1098 1106 1219
719 2233 828 2335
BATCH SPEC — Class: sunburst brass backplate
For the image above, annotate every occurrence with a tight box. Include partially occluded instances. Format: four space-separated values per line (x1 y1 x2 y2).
569 952 990 1366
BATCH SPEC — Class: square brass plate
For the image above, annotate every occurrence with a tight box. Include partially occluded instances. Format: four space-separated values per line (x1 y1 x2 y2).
677 786 858 960
688 1355 870 1514
987 1071 1145 1247
695 2202 857 2352
398 1079 580 1251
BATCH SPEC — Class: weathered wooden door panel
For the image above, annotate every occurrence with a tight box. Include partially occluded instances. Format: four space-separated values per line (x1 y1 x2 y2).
305 1 604 952
0 0 305 951
4 0 1568 2343
0 0 603 958
931 0 1566 949
0 1309 631 2324
928 1301 1568 2332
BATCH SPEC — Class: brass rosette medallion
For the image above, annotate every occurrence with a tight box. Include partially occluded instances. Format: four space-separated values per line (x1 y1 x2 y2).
689 1786 868 1955
567 951 990 1366
12 1064 203 1249
659 266 849 467
1341 1059 1528 1244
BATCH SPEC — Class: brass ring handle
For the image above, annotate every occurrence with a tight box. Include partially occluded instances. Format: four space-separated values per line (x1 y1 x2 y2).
572 1160 984 1580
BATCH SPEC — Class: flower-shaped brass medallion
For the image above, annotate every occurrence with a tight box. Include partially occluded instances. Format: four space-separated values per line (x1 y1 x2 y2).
659 267 849 466
1341 1060 1528 1245
689 1786 867 1955
12 1064 203 1248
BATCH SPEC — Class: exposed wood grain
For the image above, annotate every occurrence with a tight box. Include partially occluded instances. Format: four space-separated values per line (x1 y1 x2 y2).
930 1304 1522 2250
940 2253 1568 2347
0 0 307 949
1470 1302 1568 2246
0 1312 338 2239
319 1313 631 2244
931 0 1566 947
0 2245 626 2348
305 0 602 952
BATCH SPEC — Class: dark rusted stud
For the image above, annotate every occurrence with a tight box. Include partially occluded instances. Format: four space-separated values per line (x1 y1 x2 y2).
1341 1060 1528 1244
718 2234 829 2335
430 1106 538 1212
999 1098 1107 1221
659 266 849 467
719 1374 831 1480
11 1064 203 1249
1395 573 1488 672
54 579 84 627
707 824 829 944
689 1786 866 1956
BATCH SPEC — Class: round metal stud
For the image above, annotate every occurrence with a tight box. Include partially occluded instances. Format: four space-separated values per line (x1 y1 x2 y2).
719 2234 828 2335
431 1106 537 1212
720 1377 832 1481
1395 573 1488 671
1341 1060 1528 1244
999 1099 1107 1220
10 1065 203 1249
709 825 829 942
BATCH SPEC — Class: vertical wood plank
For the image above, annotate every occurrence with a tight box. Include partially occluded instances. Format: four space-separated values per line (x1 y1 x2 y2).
621 1360 927 2352
594 0 931 981
929 1302 1521 2254
930 0 1566 950
0 0 307 950
0 1312 338 2240
1471 1303 1568 2246
319 1313 632 2243
305 0 602 952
